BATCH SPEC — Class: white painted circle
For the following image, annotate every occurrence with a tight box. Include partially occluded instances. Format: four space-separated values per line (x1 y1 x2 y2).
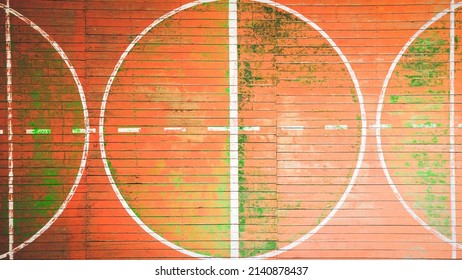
0 5 90 259
99 0 367 259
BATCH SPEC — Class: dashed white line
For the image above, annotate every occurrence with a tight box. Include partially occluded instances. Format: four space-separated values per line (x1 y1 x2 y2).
164 127 186 132
411 123 437 128
369 124 392 129
280 125 304 131
117 127 141 133
325 125 348 130
208 126 260 132
25 128 51 135
72 128 96 134
208 126 229 132
0 129 4 134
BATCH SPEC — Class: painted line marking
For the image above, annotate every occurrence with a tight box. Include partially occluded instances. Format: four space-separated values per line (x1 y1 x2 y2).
72 128 96 134
450 0 457 259
25 128 51 135
411 123 437 128
280 126 304 131
241 126 260 131
164 127 186 132
0 129 4 134
229 0 239 259
118 127 141 133
458 124 462 128
370 124 392 129
325 125 348 130
208 126 229 132
208 126 260 132
5 0 14 260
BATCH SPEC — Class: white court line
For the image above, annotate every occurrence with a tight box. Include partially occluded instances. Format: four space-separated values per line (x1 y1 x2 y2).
5 0 14 260
450 0 457 259
229 0 239 259
117 127 141 133
0 2 90 260
164 127 186 132
376 1 462 253
325 125 348 130
72 128 96 134
25 128 51 135
280 125 304 131
0 129 3 134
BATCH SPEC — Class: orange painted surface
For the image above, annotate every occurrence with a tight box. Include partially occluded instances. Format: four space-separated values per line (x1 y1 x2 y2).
0 0 461 259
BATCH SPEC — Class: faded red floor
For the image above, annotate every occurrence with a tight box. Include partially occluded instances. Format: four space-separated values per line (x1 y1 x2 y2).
0 0 461 259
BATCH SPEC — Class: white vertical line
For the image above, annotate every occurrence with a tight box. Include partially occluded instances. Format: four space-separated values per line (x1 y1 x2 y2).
450 0 457 260
5 0 14 260
229 0 239 259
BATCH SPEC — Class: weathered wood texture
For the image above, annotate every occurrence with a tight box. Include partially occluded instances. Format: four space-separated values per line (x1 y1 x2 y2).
0 0 461 259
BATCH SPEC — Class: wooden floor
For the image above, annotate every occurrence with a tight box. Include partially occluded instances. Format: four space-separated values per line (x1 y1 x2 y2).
0 0 461 259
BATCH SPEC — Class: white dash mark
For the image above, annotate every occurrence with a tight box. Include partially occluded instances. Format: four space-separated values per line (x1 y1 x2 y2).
0 129 4 134
411 123 437 128
450 0 457 260
208 126 229 132
118 127 141 133
240 126 260 131
26 129 51 135
325 125 348 130
280 126 304 131
229 0 239 259
5 0 14 261
72 128 96 134
164 127 186 132
370 124 392 129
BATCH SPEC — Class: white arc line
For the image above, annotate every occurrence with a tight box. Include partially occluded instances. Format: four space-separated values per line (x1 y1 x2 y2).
0 3 90 260
250 0 367 260
99 0 217 260
376 1 462 252
229 0 239 259
5 0 14 260
449 0 457 259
